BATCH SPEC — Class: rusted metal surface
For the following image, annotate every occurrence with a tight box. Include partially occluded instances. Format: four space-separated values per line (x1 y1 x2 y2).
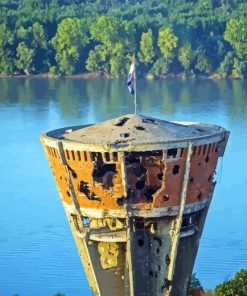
40 114 229 296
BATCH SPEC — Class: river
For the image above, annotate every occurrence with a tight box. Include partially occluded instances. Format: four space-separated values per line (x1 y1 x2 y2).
0 77 246 296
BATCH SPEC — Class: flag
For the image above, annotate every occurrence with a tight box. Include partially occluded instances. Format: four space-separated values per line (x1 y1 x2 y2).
127 56 135 95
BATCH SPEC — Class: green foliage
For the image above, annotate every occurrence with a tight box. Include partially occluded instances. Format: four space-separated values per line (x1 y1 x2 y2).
194 48 211 74
15 42 34 74
224 18 247 60
51 18 89 74
0 0 246 77
53 293 65 296
219 51 235 77
187 273 201 296
178 43 193 71
158 28 178 62
138 29 155 65
215 269 247 296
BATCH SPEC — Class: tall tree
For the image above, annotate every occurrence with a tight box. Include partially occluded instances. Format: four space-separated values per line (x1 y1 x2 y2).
51 18 89 74
138 29 155 65
178 43 193 71
158 28 178 62
224 18 247 60
15 42 34 74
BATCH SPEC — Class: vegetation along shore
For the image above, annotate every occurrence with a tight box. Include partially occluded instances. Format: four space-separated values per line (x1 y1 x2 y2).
0 0 246 79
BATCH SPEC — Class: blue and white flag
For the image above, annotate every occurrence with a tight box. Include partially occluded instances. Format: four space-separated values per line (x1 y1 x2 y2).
127 57 135 95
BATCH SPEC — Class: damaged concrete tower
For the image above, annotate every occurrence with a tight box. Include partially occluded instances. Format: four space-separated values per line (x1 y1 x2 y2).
40 114 229 296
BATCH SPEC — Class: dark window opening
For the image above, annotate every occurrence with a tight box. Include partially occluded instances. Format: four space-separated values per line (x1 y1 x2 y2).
167 148 177 158
173 165 180 175
215 145 219 153
180 148 184 157
205 155 210 163
105 152 110 162
77 151 81 161
190 177 194 183
115 117 130 126
149 270 153 277
156 248 160 254
71 150 75 160
193 147 196 155
65 150 70 160
197 192 202 200
90 152 97 162
84 151 88 162
113 152 118 162
203 145 207 155
198 146 202 155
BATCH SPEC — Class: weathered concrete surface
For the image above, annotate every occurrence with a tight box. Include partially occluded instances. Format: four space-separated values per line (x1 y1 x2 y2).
40 114 229 296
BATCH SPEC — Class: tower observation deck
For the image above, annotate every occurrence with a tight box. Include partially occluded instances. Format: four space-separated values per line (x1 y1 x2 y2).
40 114 229 296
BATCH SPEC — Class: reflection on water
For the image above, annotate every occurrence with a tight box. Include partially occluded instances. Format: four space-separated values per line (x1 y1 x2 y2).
0 78 246 296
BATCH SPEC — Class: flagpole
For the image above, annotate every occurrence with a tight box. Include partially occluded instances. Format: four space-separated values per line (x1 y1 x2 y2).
134 53 137 115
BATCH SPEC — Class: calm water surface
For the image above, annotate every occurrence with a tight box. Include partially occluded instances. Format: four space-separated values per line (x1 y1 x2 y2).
0 78 246 296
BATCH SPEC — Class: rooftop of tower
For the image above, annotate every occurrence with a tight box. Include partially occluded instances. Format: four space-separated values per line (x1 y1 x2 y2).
45 114 227 150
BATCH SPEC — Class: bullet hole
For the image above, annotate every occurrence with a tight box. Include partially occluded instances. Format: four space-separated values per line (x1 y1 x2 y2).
205 155 210 162
115 117 130 126
144 188 157 201
142 118 158 125
68 165 77 178
92 161 117 189
208 175 212 182
161 279 172 291
138 239 144 247
172 165 180 175
197 192 202 200
120 132 129 138
79 181 90 196
156 248 160 254
190 177 194 183
117 197 124 206
163 194 169 201
166 255 170 265
136 180 146 190
135 125 146 131
66 191 71 197
167 148 177 158
157 173 163 180
153 236 162 247
149 270 154 277
132 165 147 178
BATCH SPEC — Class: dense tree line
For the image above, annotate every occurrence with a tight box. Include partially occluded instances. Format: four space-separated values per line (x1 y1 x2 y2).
0 0 246 78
